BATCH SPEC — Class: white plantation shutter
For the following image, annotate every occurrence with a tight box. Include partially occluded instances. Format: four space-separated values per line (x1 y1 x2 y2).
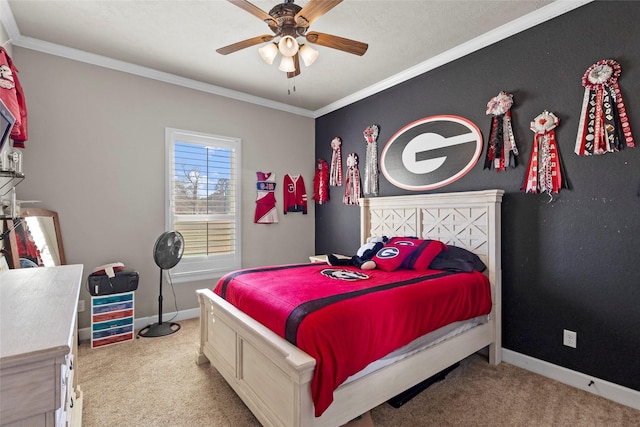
165 128 241 282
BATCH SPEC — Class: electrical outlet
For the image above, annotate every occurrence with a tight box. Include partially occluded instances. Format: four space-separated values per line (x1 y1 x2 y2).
78 300 85 313
563 329 577 348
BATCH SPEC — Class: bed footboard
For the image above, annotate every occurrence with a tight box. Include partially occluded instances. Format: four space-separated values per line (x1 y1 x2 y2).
197 288 320 427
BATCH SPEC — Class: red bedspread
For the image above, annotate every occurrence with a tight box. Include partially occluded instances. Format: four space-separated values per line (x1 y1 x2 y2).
214 263 491 416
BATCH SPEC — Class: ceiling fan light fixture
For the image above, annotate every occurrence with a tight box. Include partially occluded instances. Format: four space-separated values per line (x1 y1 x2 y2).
219 0 368 79
299 44 319 67
278 55 296 73
278 35 299 57
258 42 279 65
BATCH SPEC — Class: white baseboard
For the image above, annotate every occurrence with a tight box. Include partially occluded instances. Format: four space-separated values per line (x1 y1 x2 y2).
502 349 640 411
79 319 638 412
79 307 200 342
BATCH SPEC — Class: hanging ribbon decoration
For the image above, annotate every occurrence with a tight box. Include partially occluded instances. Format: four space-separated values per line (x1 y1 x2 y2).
329 137 343 186
343 153 361 206
575 59 635 155
363 124 379 197
484 91 518 171
522 111 567 199
313 159 329 205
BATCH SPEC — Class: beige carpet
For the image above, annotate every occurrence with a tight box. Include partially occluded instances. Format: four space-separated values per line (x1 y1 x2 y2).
78 318 640 426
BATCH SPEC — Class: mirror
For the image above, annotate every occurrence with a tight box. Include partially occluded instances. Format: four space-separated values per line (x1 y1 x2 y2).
14 208 66 267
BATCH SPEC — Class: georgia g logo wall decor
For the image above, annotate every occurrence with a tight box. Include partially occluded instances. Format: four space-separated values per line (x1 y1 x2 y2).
380 115 483 191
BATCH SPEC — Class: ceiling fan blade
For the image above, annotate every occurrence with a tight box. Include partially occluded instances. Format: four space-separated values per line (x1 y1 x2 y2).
216 34 274 55
295 0 342 27
287 53 300 79
305 32 368 56
227 0 278 27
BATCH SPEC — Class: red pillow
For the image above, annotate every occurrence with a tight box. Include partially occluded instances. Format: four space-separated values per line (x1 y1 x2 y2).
372 237 422 272
410 240 448 270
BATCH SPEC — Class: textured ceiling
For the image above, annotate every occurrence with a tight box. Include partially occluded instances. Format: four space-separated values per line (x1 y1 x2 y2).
3 0 589 116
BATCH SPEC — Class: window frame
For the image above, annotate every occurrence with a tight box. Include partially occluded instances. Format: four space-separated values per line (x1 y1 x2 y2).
165 127 242 283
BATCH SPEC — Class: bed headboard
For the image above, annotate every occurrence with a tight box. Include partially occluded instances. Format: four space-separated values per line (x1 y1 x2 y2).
359 189 504 299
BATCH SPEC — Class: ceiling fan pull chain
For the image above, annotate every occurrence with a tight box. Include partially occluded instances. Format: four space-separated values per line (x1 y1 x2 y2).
287 78 297 95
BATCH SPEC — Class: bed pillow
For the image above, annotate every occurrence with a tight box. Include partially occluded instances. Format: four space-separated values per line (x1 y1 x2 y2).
408 239 448 271
372 237 422 272
428 245 487 273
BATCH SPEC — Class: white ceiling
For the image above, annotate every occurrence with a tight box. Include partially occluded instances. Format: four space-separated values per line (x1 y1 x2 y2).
1 0 591 117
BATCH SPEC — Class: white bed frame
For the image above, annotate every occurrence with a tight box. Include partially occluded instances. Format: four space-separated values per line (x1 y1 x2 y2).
196 189 504 427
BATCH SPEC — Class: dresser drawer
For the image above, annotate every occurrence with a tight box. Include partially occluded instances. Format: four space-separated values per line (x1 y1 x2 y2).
0 361 58 425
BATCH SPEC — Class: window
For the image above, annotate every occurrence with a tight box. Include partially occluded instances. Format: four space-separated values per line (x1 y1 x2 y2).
165 128 241 282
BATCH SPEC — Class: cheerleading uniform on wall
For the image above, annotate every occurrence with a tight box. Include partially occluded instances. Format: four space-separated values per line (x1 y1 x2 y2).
254 171 279 224
283 174 307 214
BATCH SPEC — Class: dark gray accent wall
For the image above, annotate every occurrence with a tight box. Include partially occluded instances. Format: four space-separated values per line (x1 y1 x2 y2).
315 1 640 392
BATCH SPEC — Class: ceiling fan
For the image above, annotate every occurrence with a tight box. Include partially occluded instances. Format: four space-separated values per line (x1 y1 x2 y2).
217 0 368 78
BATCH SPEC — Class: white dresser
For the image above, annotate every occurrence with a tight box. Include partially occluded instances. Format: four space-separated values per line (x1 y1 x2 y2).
0 265 84 427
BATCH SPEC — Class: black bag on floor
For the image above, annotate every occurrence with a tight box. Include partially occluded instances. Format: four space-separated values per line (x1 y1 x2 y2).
88 270 139 296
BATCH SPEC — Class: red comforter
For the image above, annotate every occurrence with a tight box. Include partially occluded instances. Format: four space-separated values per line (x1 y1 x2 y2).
214 263 491 416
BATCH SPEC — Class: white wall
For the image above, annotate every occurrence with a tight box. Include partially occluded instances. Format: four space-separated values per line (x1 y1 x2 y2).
14 48 315 329
0 19 9 55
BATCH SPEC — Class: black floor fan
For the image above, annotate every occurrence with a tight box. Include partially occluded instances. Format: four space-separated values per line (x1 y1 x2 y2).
138 231 184 338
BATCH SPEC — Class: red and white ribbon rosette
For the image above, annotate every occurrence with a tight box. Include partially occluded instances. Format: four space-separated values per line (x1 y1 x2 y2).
329 137 343 186
575 59 635 155
522 111 567 196
363 124 379 197
343 153 361 206
484 91 518 171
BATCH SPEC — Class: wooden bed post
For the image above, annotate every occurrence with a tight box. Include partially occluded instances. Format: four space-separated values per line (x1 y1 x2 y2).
196 290 209 366
486 190 503 365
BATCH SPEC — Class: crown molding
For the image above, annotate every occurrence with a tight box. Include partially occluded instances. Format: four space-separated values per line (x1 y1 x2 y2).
313 0 593 118
1 0 592 119
0 0 314 118
0 0 18 40
14 35 315 117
